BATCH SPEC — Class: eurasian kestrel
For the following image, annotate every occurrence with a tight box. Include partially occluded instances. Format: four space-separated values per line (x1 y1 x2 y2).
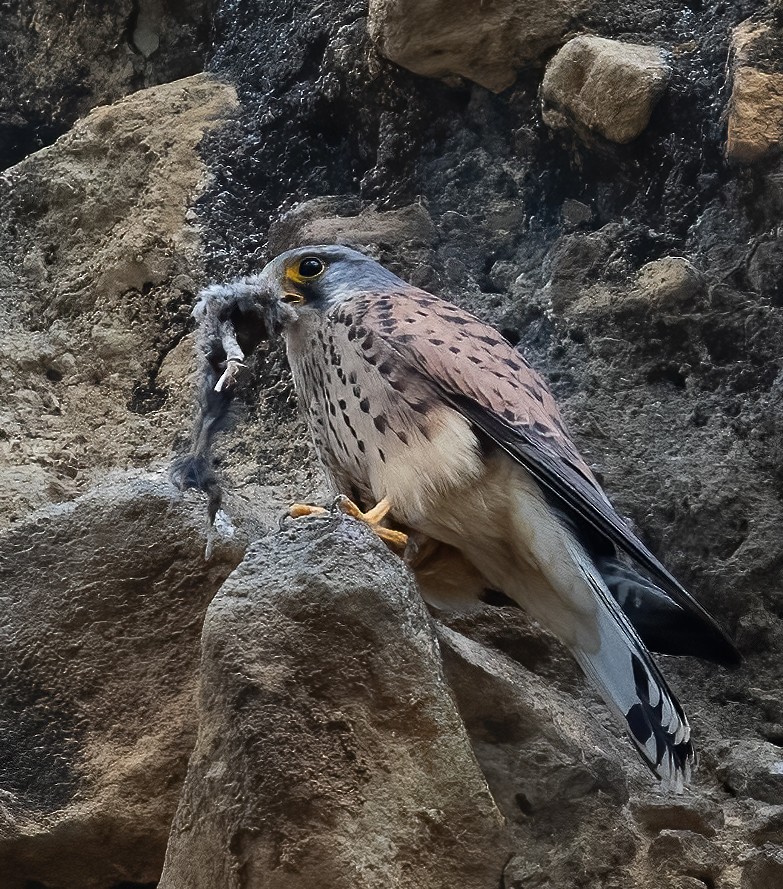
174 244 740 789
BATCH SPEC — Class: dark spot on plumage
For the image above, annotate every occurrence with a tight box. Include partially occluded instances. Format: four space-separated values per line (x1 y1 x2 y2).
476 334 500 346
359 397 370 413
377 360 394 375
358 439 365 453
361 333 374 350
378 448 386 462
405 317 417 324
388 377 406 392
395 334 415 343
343 414 357 437
336 368 346 383
502 408 516 421
626 703 652 746
523 383 544 403
352 384 361 398
504 358 521 370
348 371 357 385
468 355 482 364
338 398 347 410
408 399 431 414
429 338 444 346
373 414 388 433
364 353 378 366
396 429 409 445
328 400 336 417
416 310 429 318
356 326 367 339
442 314 469 326
449 346 460 354
347 327 357 341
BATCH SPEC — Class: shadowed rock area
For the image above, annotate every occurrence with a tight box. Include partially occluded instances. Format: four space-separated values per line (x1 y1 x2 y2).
1 0 783 886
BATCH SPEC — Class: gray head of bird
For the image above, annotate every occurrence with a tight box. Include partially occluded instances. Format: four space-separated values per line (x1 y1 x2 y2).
193 244 404 392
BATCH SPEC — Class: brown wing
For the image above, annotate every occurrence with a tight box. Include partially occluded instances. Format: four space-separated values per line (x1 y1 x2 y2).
357 286 738 659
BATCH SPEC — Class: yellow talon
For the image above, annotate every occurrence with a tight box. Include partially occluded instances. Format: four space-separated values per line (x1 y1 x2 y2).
289 496 408 551
289 502 328 518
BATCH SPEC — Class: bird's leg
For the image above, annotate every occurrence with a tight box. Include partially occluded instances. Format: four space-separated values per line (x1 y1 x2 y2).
335 495 409 550
289 495 408 551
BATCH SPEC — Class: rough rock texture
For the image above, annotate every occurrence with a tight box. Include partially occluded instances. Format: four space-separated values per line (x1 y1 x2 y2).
3 0 783 886
159 518 508 889
0 0 216 169
0 472 247 889
727 18 783 162
367 0 586 92
0 73 238 526
541 35 672 144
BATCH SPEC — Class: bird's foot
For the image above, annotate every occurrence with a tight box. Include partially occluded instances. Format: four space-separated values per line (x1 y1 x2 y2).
289 496 408 551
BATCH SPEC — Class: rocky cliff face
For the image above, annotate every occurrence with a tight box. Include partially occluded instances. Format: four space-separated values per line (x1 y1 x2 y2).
1 0 783 887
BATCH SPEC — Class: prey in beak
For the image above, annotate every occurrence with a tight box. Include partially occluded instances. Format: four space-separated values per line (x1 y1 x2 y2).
169 275 274 522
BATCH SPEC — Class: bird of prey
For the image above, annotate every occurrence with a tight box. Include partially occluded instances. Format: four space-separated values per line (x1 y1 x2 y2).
173 244 740 789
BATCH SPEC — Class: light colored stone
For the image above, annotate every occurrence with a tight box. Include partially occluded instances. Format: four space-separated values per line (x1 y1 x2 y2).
726 66 783 163
368 0 586 92
541 35 671 144
632 257 705 309
0 74 238 526
159 518 508 889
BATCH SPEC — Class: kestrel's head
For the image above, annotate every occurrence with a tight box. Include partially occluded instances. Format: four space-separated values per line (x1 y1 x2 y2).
256 244 407 326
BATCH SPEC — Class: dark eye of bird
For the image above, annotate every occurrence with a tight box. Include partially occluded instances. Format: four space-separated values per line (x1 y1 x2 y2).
298 257 325 279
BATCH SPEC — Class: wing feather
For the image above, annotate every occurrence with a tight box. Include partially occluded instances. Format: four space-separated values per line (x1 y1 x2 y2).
362 288 740 665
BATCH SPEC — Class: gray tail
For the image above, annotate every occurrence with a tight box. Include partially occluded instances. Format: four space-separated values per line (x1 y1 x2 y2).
571 548 694 789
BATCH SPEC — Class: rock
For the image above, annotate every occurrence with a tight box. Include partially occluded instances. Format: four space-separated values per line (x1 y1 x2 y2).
541 35 671 144
0 73 238 525
367 0 585 92
630 796 724 837
268 197 439 255
726 19 783 163
726 67 783 163
0 0 214 168
715 741 783 803
742 845 783 888
0 471 248 889
159 517 508 889
435 623 632 817
647 830 727 885
631 257 705 310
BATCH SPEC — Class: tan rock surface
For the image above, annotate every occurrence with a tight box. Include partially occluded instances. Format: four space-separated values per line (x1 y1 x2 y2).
541 35 671 144
726 66 783 163
0 73 238 526
368 0 586 92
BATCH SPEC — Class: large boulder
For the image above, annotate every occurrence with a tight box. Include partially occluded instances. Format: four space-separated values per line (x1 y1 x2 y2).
0 471 248 889
159 517 509 889
368 0 587 92
0 73 238 526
